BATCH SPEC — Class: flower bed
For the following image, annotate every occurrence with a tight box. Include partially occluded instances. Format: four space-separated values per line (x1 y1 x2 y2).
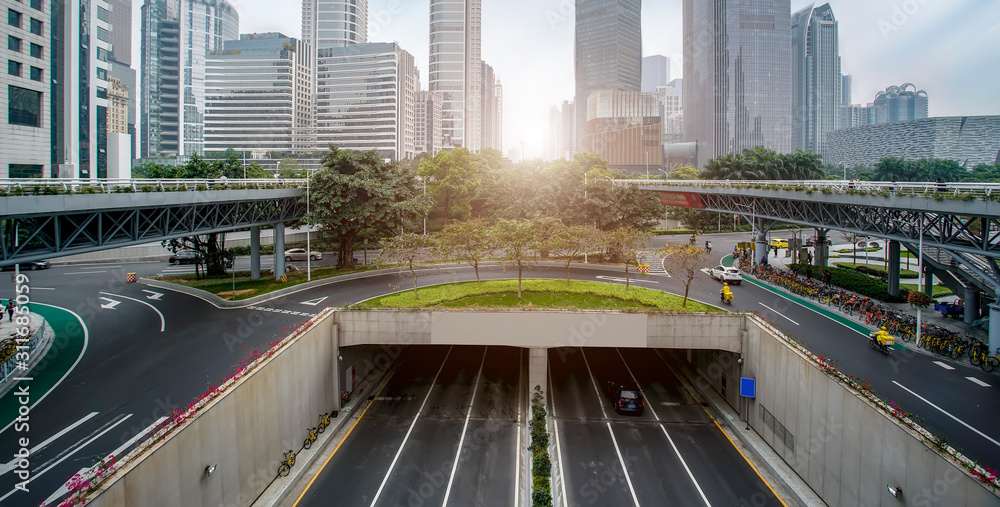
530 386 552 506
57 309 332 506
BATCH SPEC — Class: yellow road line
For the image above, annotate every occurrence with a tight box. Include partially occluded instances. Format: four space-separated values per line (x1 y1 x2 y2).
292 382 389 506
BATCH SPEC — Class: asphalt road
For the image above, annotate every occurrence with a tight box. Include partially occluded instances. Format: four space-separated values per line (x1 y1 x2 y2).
0 239 997 505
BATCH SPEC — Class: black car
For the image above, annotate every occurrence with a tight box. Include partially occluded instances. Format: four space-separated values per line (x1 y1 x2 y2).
605 380 644 415
168 251 202 265
1 260 51 271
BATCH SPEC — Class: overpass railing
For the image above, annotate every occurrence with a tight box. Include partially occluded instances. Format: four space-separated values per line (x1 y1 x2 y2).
0 178 308 196
616 179 1000 201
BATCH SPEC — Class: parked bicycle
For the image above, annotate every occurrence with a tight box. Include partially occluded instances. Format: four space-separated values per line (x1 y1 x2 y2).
277 449 296 477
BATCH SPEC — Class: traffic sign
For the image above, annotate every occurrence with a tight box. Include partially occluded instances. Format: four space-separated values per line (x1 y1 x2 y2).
740 377 756 398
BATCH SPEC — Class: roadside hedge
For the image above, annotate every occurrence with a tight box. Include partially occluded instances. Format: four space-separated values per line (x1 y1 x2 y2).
530 386 552 506
789 263 909 303
834 262 919 279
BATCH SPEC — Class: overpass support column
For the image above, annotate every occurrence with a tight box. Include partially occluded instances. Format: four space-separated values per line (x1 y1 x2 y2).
923 266 934 296
528 348 547 400
990 304 1000 357
886 241 900 297
964 287 979 326
250 226 261 280
273 223 286 280
754 229 768 266
813 228 829 268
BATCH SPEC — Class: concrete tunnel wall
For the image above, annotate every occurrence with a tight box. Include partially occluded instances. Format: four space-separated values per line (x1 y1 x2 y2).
85 309 999 507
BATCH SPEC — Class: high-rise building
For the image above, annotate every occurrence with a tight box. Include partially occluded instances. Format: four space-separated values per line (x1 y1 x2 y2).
658 78 683 144
683 0 792 169
301 0 367 51
1 0 52 177
870 83 929 124
547 106 561 160
107 76 131 177
641 55 669 93
415 90 443 155
580 90 662 172
108 0 137 160
839 104 873 129
204 33 313 154
428 0 481 151
314 42 417 160
559 99 576 159
575 0 642 152
108 77 129 135
841 74 851 106
480 61 503 151
792 3 841 157
140 0 238 157
494 80 503 152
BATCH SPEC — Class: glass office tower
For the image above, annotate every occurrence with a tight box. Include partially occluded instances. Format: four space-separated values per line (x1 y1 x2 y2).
792 3 841 157
428 0 481 151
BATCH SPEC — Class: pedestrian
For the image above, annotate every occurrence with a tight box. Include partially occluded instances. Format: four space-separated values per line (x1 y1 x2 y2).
7 301 15 322
760 255 768 266
807 252 813 264
936 177 946 193
218 174 228 187
823 270 832 285
0 300 5 322
706 241 712 253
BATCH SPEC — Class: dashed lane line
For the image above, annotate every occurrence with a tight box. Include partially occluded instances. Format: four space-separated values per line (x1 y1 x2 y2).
966 377 992 387
933 361 955 370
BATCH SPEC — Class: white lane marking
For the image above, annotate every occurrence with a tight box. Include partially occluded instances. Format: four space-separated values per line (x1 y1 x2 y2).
99 292 165 332
369 347 453 507
933 361 955 370
300 296 328 306
0 413 133 503
0 304 89 437
966 377 992 387
580 349 641 507
617 350 712 507
892 381 1000 447
78 266 120 270
442 348 487 507
549 355 569 507
63 271 107 275
98 297 120 310
758 303 800 326
141 290 164 300
29 287 55 290
0 412 99 476
595 275 659 284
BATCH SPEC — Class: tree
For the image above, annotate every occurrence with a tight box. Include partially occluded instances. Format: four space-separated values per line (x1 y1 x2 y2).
307 146 431 270
604 227 647 290
577 181 663 231
418 147 480 224
553 224 605 286
277 158 303 178
666 166 700 180
379 233 438 300
439 219 493 284
162 235 234 278
657 243 709 306
493 218 544 297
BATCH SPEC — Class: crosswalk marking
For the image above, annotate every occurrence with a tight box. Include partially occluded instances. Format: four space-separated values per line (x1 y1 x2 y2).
638 250 670 276
247 305 316 318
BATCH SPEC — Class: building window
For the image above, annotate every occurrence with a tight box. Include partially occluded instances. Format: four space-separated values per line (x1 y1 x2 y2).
96 26 108 42
96 67 107 80
8 35 20 52
29 66 41 81
8 164 42 178
96 47 108 61
29 17 41 35
8 9 22 27
8 60 21 76
29 0 41 11
96 5 108 21
8 85 42 127
29 42 41 58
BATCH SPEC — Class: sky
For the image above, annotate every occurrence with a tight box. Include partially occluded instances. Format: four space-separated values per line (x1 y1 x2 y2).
131 0 1000 158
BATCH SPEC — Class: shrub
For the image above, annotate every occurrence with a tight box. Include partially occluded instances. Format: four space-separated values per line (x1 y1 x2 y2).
789 263 908 303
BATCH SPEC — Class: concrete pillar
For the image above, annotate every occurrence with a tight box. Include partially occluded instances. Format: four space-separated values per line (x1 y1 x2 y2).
250 226 261 280
754 229 768 266
814 228 829 267
964 287 980 326
528 347 548 400
923 266 934 296
273 222 286 280
887 241 901 297
990 304 1000 356
331 323 340 413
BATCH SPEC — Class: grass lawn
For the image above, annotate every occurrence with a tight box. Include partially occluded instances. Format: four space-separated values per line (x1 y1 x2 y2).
834 262 919 278
155 264 379 300
354 279 720 312
900 283 954 297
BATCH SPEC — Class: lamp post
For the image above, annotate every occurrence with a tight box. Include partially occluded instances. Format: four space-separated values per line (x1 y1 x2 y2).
657 168 670 228
306 169 311 281
916 216 924 346
645 151 649 179
584 172 588 263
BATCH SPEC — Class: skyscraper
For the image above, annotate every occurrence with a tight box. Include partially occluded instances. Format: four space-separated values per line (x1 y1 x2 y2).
792 3 841 157
415 90 443 155
683 0 792 169
871 83 929 124
641 55 669 93
575 0 642 152
301 0 366 51
559 100 576 159
428 0 481 151
841 74 851 106
108 0 137 160
547 106 561 160
480 62 503 151
140 0 238 157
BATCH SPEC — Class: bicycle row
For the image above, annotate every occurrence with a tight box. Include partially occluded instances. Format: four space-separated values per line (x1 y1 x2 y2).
738 260 1000 372
277 411 334 478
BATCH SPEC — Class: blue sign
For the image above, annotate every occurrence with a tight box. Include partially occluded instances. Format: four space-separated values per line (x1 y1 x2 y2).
740 377 756 398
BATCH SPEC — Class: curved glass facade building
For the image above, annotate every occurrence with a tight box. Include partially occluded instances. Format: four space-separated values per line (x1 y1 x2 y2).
792 3 840 157
301 0 367 50
428 0 481 151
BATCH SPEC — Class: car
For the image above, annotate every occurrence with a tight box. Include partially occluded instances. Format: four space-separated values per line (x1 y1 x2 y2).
710 265 742 285
605 380 645 415
769 239 789 249
168 251 202 265
284 248 322 262
804 236 833 247
1 260 51 271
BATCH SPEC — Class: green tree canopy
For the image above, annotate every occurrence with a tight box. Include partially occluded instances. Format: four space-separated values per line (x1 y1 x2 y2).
419 147 480 224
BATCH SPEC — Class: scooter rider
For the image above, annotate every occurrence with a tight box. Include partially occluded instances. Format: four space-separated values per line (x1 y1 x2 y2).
872 326 892 347
721 282 733 302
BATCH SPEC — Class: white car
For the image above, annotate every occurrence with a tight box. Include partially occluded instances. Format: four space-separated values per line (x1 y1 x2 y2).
710 265 742 285
284 248 322 262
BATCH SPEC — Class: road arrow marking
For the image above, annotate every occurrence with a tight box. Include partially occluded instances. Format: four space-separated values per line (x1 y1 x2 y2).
301 296 328 306
98 297 120 310
141 290 164 300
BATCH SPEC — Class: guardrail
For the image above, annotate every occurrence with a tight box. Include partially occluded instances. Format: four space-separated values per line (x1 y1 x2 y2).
0 178 308 196
614 179 1000 200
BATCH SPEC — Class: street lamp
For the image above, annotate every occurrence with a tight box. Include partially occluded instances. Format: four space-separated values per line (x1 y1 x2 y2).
916 216 925 346
422 176 427 235
645 151 649 179
657 168 670 228
306 169 311 281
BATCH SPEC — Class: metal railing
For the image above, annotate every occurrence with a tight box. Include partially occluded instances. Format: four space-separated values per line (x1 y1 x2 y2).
614 179 1000 200
0 178 308 195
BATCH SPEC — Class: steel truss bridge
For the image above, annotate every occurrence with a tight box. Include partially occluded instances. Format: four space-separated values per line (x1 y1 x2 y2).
0 179 306 264
623 180 1000 296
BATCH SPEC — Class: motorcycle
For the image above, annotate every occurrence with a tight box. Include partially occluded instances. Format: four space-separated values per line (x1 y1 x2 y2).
869 332 892 356
721 290 733 305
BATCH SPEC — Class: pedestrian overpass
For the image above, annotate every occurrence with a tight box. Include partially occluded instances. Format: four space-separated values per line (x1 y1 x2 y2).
620 179 1000 351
